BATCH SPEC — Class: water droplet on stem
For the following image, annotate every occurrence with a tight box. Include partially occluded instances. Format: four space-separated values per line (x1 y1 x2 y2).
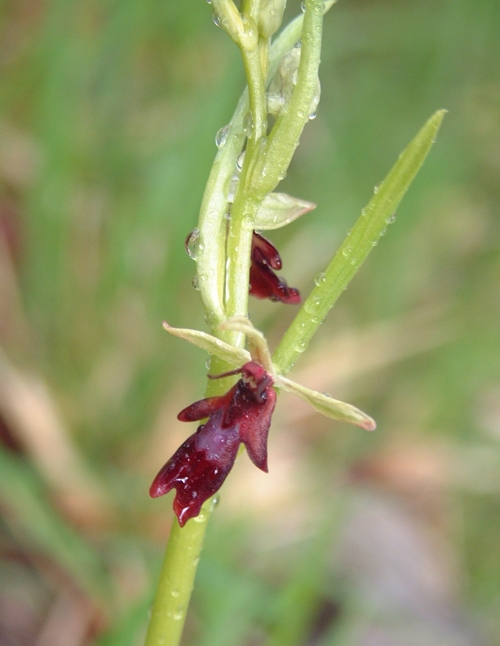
314 271 326 286
186 228 202 260
215 125 229 148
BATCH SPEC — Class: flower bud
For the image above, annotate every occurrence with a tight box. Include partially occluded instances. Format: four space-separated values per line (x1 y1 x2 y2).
267 46 321 119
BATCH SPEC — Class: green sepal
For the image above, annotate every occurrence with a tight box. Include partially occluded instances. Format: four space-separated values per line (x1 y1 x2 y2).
278 376 376 431
162 322 250 366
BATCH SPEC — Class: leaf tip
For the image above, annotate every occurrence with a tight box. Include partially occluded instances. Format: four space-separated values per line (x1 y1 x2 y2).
361 417 377 432
429 109 448 132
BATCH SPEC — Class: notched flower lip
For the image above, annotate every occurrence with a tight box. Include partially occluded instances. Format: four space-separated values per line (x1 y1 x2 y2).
150 361 276 526
156 317 376 525
150 409 240 526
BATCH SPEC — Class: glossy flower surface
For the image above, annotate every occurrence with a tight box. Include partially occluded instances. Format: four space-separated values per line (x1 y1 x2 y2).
150 362 276 526
249 232 301 304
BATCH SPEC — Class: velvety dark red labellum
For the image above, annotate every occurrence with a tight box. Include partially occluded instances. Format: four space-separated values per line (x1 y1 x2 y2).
150 362 276 526
249 232 301 304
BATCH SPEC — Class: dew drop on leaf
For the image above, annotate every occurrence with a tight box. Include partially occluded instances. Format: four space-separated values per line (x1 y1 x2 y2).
243 112 253 137
227 175 239 203
215 124 229 148
236 151 245 171
186 228 201 260
314 271 326 286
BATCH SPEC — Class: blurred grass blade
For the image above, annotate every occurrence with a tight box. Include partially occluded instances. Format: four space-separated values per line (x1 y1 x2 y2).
97 594 153 646
0 447 110 605
273 109 447 374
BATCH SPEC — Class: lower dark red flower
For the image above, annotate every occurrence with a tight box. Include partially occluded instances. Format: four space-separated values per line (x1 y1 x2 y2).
249 232 301 304
150 362 276 526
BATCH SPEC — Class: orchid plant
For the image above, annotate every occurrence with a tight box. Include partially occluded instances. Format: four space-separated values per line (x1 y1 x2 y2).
143 1 445 645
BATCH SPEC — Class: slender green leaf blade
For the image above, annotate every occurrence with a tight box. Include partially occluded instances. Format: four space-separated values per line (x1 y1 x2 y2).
273 110 447 374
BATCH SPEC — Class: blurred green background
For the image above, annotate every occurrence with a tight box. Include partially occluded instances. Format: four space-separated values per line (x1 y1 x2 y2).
1 1 499 644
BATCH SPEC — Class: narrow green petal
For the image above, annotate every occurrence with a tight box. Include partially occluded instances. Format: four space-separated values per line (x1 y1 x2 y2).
278 376 376 431
162 322 250 366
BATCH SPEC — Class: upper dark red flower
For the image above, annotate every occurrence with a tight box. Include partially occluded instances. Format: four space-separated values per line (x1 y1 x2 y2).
249 232 301 304
150 362 276 526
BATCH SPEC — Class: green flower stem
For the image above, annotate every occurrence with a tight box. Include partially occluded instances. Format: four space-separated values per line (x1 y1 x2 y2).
267 1 335 82
240 43 267 142
196 92 247 328
273 109 447 375
211 0 245 46
225 0 324 327
225 195 256 321
144 505 211 646
249 0 324 200
143 363 235 646
144 6 336 646
197 2 334 329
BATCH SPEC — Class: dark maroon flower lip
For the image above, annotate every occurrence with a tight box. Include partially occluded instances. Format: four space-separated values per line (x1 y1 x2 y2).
150 362 276 527
249 232 301 304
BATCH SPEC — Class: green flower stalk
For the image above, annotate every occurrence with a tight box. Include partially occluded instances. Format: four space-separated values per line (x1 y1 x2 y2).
143 1 445 644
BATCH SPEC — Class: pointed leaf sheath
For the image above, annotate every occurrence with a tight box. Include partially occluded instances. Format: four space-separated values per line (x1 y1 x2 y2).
150 363 276 526
254 192 316 231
